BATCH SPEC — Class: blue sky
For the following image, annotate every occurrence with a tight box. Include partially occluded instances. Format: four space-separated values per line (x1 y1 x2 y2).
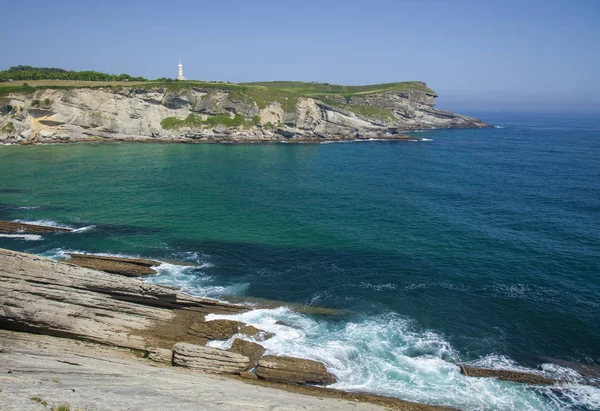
1 0 598 112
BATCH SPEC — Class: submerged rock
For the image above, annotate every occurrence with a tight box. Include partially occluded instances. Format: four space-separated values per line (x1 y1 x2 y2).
256 355 337 386
459 365 556 385
173 342 250 374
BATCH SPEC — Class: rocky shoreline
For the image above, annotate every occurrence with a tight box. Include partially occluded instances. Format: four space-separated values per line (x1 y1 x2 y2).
0 220 587 410
0 84 487 145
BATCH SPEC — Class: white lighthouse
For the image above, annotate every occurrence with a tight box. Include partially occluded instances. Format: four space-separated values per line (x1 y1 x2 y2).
177 61 187 81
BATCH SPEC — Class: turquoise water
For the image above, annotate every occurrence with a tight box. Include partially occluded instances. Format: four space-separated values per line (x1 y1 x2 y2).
1 112 599 409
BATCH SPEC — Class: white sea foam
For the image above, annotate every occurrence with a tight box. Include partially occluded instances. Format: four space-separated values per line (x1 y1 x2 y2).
13 219 94 233
420 138 433 142
145 262 247 299
204 308 600 410
494 125 505 129
0 234 43 241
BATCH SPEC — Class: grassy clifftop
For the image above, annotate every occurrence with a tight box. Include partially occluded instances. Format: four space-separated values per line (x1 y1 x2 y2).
240 81 437 97
0 79 436 102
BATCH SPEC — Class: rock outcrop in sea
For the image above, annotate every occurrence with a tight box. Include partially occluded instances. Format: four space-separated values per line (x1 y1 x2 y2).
0 82 487 144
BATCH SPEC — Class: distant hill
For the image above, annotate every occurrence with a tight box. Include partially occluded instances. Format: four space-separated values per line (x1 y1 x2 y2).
0 66 146 82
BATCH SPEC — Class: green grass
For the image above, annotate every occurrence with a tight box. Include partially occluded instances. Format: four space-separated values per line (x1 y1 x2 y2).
240 81 437 97
30 397 48 407
160 113 261 130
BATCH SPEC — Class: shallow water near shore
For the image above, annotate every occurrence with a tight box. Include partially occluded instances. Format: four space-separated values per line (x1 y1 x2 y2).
1 112 599 410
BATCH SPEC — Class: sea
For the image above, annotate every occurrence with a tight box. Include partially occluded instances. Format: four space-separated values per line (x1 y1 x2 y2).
0 112 599 410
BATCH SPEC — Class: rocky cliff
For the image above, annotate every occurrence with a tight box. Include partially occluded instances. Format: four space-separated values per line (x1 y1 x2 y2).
0 82 487 144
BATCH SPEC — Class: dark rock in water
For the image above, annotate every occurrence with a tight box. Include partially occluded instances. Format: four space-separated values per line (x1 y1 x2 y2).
66 253 159 277
256 355 337 386
188 319 273 341
459 365 556 385
275 321 303 330
0 220 72 234
229 339 265 370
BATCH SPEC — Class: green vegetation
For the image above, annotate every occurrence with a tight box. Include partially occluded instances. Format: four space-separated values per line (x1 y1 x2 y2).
31 99 40 107
240 81 437 97
30 397 48 406
0 65 146 82
160 113 261 130
2 122 15 133
53 405 71 411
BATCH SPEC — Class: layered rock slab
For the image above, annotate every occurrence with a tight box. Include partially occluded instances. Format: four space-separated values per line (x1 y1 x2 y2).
0 248 245 350
173 342 250 374
66 253 160 277
256 355 337 385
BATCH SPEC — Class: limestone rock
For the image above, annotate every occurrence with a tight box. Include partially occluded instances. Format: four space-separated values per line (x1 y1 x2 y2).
0 248 245 351
229 339 265 370
146 347 173 363
256 355 337 385
0 85 487 145
66 253 159 277
459 365 555 385
173 342 250 374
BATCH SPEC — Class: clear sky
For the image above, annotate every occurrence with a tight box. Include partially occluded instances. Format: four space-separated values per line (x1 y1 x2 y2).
2 0 598 112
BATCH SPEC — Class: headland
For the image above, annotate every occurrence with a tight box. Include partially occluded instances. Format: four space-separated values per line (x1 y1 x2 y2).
0 79 487 145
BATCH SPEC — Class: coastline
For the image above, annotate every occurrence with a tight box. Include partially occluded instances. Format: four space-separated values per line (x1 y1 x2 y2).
0 247 449 410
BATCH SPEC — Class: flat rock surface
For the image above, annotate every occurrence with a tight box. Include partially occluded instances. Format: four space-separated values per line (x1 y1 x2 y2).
0 220 72 234
0 330 388 411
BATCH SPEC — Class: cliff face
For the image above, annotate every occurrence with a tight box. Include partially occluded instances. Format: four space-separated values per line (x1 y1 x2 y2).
0 85 486 144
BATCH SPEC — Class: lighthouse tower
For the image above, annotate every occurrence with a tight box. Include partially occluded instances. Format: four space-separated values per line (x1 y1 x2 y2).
177 61 187 81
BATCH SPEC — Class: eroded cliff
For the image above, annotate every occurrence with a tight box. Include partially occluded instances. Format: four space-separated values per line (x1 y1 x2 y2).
0 82 487 144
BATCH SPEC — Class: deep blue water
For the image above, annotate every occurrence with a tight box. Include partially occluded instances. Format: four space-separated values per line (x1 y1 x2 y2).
0 111 599 409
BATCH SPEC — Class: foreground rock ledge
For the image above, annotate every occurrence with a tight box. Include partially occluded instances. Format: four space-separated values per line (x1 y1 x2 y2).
256 355 337 385
0 248 245 350
173 342 250 374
